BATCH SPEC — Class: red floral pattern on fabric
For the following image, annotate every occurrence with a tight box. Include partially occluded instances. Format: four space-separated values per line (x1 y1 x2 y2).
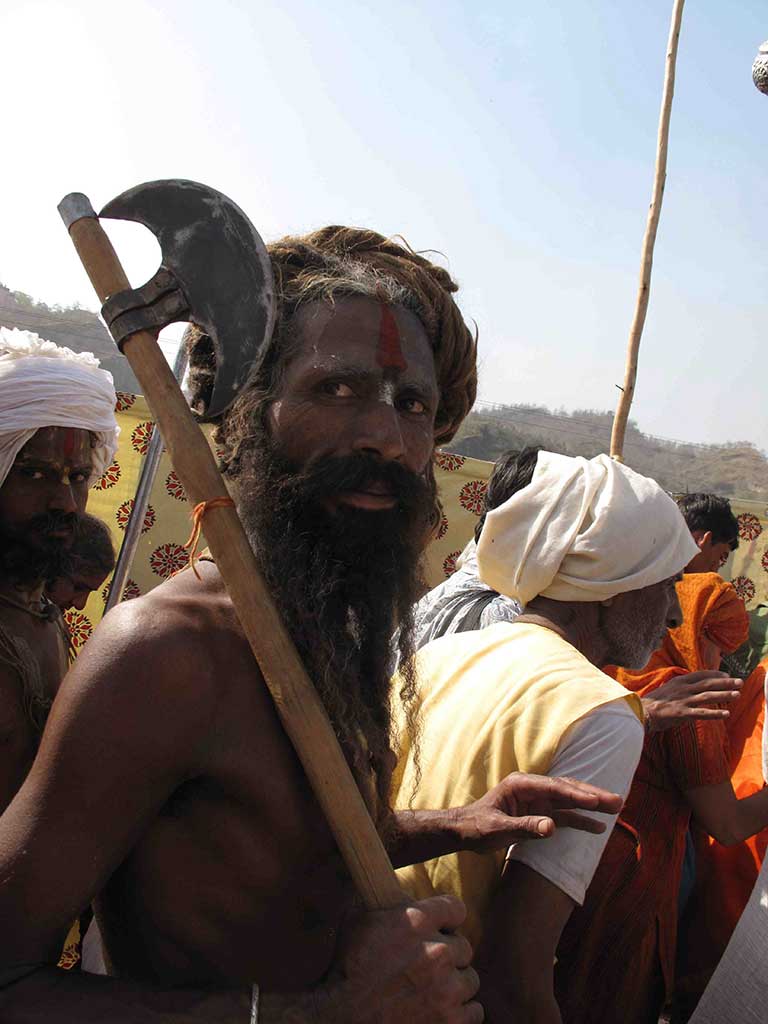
165 470 187 502
101 577 142 604
150 543 188 579
131 421 155 455
443 550 461 577
115 500 156 534
738 513 763 541
91 459 121 490
762 552 768 574
459 479 487 516
731 575 756 603
65 610 94 650
114 392 137 412
57 942 80 970
437 513 449 540
435 451 466 472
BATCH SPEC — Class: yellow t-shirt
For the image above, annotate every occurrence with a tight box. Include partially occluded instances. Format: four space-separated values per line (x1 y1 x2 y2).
392 621 642 948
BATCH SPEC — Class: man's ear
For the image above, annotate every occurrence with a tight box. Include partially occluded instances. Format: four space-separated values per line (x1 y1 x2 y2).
689 529 712 551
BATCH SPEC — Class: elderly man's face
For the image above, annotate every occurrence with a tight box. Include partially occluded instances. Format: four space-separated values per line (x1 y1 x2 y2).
267 296 439 508
0 427 92 557
601 574 684 670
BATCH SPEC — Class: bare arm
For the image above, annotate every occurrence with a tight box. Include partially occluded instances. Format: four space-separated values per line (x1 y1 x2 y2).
0 598 218 965
391 775 621 868
642 671 742 733
0 664 36 814
685 780 768 847
474 862 574 1023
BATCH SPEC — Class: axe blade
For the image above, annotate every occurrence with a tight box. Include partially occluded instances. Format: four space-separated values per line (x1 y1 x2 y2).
100 179 275 420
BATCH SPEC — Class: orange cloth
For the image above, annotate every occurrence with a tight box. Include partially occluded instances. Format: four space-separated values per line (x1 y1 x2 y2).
676 659 768 1014
555 574 749 1024
612 572 749 697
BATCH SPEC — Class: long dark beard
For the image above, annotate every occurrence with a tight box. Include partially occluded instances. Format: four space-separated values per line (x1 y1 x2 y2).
0 512 75 586
232 429 433 827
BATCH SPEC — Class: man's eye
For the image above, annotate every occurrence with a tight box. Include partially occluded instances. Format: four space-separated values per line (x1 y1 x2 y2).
71 472 89 483
399 397 428 415
320 381 355 398
18 468 44 480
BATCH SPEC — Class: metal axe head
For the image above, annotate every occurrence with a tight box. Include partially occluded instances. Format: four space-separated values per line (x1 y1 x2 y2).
100 179 275 420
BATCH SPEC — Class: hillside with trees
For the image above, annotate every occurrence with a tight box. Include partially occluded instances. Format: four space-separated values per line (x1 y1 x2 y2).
0 283 139 393
451 403 768 502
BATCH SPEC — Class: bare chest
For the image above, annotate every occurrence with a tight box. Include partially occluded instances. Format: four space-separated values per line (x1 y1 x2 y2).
0 607 68 706
98 635 355 989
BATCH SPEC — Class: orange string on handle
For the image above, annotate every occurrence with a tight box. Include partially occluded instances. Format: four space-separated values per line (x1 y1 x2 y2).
184 497 236 578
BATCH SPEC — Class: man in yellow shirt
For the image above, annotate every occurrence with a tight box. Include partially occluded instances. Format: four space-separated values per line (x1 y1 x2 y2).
394 450 728 1023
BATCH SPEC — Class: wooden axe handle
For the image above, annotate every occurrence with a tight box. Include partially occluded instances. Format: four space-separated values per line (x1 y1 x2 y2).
65 211 404 911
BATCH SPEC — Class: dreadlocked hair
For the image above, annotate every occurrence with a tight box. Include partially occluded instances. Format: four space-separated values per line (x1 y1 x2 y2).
186 225 478 466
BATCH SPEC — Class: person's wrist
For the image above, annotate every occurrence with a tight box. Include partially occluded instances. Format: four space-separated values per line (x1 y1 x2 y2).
642 700 657 735
445 804 472 851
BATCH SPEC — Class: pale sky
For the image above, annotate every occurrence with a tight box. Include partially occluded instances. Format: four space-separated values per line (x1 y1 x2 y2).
2 0 767 450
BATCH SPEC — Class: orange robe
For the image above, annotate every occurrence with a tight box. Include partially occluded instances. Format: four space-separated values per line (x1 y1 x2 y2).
554 717 729 1024
554 574 747 1024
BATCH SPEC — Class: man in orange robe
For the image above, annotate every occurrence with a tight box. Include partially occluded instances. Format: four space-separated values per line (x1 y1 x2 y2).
554 573 751 1024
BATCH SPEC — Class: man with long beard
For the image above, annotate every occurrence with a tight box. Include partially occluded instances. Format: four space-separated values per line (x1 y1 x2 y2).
0 328 118 813
0 228 619 1023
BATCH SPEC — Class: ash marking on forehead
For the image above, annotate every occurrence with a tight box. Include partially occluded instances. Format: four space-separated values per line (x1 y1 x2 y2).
376 304 407 372
379 380 397 407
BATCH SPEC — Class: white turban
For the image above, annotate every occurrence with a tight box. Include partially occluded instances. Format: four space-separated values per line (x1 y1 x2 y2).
0 328 119 488
477 451 698 606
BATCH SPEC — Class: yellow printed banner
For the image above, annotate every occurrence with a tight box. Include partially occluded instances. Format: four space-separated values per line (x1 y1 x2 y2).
72 395 768 650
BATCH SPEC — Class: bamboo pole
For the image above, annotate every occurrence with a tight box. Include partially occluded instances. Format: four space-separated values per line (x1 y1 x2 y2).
610 0 686 461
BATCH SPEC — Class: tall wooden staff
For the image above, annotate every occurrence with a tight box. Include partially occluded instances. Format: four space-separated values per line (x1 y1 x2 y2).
610 0 686 461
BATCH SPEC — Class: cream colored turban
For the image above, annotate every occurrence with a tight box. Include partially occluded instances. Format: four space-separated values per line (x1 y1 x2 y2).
477 451 698 606
0 328 119 488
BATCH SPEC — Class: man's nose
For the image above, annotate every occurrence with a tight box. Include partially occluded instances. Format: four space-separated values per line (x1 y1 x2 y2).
350 401 406 462
667 590 684 630
48 479 78 515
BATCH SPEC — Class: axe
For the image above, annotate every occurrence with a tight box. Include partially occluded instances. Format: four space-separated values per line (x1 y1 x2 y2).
58 181 403 910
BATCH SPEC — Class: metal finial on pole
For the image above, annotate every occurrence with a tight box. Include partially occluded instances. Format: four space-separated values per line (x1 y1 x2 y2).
610 0 686 462
753 41 768 95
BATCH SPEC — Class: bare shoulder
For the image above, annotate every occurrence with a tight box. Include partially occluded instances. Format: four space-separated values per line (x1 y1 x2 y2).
51 562 248 746
101 561 232 645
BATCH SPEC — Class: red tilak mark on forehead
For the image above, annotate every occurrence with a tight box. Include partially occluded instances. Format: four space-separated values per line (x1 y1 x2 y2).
376 304 407 372
62 428 76 459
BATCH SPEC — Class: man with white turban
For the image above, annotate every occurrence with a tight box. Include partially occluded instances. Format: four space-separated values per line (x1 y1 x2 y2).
393 449 705 1023
0 327 118 813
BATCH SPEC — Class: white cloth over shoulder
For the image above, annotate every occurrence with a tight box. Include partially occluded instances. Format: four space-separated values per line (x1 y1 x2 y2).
690 851 768 1023
0 328 119 487
477 450 698 606
412 539 521 651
